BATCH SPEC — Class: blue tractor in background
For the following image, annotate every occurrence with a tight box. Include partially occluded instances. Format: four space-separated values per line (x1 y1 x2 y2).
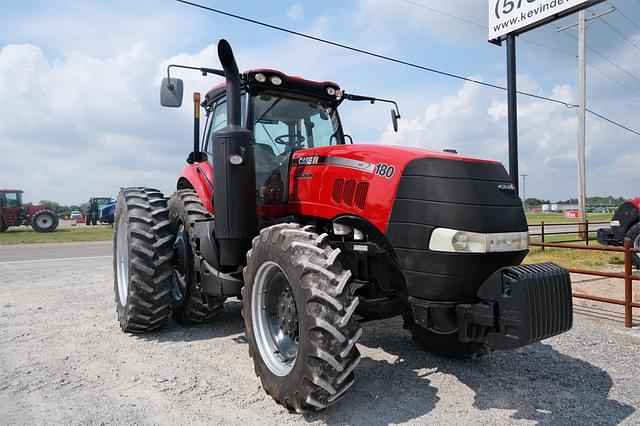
99 200 116 225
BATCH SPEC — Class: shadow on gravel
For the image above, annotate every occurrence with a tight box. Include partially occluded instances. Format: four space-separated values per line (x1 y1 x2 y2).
308 319 634 425
136 300 245 343
440 342 635 425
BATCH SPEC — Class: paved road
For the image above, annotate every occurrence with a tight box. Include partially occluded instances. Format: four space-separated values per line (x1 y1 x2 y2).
0 241 112 263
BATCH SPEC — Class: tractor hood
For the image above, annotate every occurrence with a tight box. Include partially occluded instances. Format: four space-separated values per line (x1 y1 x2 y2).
289 144 509 233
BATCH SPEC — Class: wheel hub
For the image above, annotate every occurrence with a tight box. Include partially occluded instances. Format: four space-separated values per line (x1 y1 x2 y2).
277 288 299 341
171 224 190 302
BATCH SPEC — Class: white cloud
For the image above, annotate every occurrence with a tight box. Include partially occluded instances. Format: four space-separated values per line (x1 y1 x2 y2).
287 3 304 21
377 77 639 200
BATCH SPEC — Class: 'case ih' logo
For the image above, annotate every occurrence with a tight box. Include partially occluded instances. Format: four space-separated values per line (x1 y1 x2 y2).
297 155 320 166
497 183 516 191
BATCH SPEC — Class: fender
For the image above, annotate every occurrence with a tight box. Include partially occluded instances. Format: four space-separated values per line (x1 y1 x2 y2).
178 161 214 213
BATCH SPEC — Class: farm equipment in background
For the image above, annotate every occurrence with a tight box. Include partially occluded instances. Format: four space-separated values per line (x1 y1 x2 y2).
99 201 116 225
84 197 114 226
597 197 640 268
0 189 59 233
112 40 573 412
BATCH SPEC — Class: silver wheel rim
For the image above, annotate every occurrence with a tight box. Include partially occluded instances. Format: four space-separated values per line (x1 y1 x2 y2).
116 213 129 305
251 261 299 376
36 215 52 228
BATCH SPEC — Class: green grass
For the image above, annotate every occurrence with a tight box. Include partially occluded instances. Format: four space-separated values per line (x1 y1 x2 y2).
525 232 625 269
0 225 113 245
525 212 611 224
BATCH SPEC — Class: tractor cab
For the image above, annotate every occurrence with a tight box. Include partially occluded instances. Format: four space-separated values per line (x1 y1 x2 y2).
0 189 25 225
200 70 347 206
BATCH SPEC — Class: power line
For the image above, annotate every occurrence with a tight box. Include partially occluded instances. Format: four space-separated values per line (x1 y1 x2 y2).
400 0 577 57
599 16 640 51
399 0 485 29
586 108 640 136
563 31 640 84
175 0 640 137
588 60 640 97
608 1 640 31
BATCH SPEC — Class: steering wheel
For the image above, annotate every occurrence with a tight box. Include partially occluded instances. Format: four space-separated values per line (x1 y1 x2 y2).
274 134 305 147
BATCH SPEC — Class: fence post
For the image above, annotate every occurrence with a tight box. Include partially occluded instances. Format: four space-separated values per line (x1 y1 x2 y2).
541 221 545 251
585 219 589 246
624 238 632 328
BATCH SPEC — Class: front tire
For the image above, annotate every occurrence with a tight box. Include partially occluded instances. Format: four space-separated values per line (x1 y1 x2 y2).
168 189 224 324
30 210 58 232
113 187 174 332
243 224 362 412
0 216 8 233
626 223 640 268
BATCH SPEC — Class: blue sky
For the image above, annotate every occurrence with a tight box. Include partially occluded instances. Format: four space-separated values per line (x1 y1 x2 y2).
0 0 638 204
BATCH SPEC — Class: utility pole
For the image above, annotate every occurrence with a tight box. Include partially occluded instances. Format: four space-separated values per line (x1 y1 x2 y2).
556 6 614 239
578 10 588 238
520 174 528 208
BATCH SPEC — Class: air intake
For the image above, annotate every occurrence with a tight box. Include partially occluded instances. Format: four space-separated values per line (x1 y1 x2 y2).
331 179 368 210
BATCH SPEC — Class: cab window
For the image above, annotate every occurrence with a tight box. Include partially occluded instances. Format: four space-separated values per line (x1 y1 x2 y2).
203 94 246 156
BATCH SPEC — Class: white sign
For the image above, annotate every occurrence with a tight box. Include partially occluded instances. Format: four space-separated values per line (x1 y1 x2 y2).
488 0 605 41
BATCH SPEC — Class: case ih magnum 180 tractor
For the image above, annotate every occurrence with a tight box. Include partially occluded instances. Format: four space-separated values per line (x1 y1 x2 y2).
113 40 573 411
0 189 59 233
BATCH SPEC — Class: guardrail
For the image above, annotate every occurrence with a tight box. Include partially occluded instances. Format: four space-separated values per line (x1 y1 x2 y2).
530 238 640 327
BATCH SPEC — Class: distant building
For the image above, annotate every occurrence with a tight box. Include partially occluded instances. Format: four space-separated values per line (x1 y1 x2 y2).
541 204 579 212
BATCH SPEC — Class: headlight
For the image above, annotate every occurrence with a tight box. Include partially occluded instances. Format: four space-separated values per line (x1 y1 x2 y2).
428 228 529 253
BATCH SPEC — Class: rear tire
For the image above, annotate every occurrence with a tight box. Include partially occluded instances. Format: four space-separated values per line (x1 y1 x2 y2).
403 311 489 359
113 187 174 332
30 210 59 232
243 224 362 412
168 189 224 324
626 223 640 269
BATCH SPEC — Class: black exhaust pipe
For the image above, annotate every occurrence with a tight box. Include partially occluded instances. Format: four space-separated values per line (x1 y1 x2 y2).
213 39 257 266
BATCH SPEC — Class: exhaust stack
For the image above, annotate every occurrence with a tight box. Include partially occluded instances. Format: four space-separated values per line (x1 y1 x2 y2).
213 39 257 265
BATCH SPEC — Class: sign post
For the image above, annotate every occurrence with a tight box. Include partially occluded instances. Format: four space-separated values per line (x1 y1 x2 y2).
488 0 605 190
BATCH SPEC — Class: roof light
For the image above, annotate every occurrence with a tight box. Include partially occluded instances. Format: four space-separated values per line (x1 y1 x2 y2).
270 75 283 86
326 87 336 96
254 73 267 83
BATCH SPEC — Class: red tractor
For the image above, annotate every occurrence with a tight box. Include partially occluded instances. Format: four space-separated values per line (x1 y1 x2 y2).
0 189 59 233
113 40 573 411
597 197 640 268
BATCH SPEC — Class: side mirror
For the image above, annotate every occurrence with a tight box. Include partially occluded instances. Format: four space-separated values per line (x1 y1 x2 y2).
391 109 400 132
160 77 184 107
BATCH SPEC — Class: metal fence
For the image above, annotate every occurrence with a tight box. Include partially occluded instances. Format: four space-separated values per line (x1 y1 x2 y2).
534 219 609 246
529 229 640 327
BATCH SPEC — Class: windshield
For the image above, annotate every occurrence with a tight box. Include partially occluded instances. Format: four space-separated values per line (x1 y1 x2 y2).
252 93 342 155
249 93 342 206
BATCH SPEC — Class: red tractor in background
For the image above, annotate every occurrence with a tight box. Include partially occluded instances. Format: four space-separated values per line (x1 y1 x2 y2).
597 197 640 268
113 40 573 411
0 189 59 233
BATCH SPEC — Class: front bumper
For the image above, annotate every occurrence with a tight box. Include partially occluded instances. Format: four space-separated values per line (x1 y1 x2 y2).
457 262 573 350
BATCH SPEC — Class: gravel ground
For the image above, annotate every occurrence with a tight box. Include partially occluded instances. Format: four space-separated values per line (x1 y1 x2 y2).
1 251 639 425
